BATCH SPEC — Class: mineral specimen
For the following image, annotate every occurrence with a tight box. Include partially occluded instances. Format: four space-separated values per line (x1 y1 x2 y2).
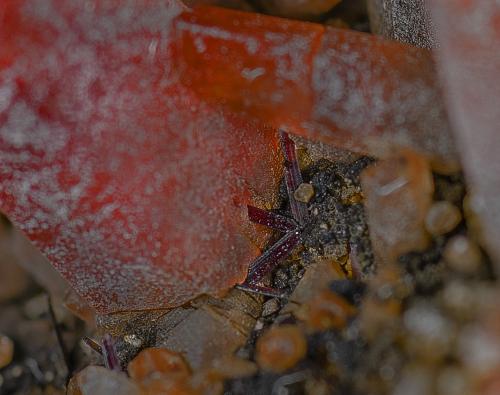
0 0 458 314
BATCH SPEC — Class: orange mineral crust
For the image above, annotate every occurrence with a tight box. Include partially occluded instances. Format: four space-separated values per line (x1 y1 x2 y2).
0 0 282 313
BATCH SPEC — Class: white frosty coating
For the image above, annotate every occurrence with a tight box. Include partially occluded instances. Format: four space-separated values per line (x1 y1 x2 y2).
0 102 69 158
309 28 456 168
175 20 260 55
265 31 314 83
0 0 281 313
431 1 500 267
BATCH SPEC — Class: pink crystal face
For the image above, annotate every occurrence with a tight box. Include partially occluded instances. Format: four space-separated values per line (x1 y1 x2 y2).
430 0 500 268
0 0 283 313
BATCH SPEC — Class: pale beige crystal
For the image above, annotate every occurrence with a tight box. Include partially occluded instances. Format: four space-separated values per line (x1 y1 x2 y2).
361 151 434 264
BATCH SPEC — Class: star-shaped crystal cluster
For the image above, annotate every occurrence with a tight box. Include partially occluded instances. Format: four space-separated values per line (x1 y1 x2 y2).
237 131 309 297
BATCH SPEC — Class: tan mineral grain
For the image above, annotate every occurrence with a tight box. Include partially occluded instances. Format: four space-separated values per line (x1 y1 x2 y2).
425 201 462 236
361 151 433 264
294 183 315 203
256 325 307 373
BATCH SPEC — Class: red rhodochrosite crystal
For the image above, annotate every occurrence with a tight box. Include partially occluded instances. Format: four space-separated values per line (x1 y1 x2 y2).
173 5 458 171
0 0 282 313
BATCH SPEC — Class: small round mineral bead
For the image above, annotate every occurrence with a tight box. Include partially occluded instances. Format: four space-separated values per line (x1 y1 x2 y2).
294 183 315 203
305 290 356 332
444 235 482 274
256 325 307 373
425 201 462 236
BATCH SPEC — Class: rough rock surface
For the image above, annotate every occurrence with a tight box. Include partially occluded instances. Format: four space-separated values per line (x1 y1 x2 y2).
367 0 436 49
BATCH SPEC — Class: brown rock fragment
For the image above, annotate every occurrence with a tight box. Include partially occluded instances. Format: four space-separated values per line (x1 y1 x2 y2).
97 290 259 373
361 151 434 264
157 307 247 371
156 289 261 370
256 325 307 373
